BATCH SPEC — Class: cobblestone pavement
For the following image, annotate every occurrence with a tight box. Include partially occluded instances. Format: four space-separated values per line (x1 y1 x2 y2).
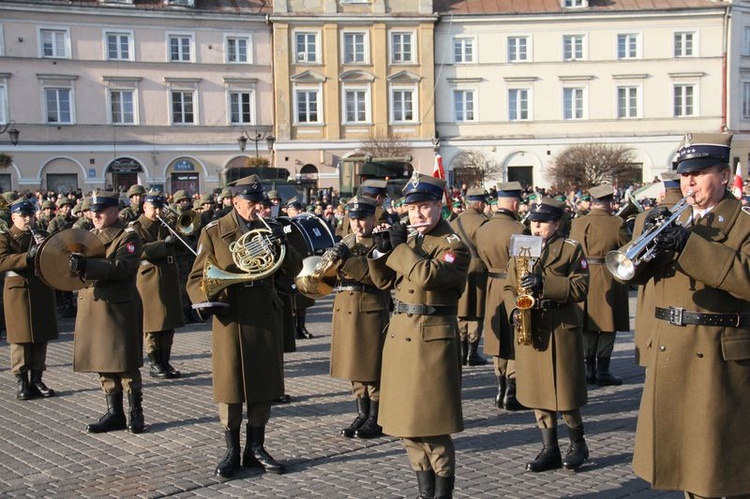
0 293 681 498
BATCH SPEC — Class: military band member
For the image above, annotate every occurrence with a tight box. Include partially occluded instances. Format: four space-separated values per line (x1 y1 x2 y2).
569 184 630 386
450 188 489 366
504 198 590 472
330 197 390 439
475 182 526 410
119 184 146 224
368 173 470 499
0 199 58 400
186 175 303 479
171 189 197 323
72 197 93 231
47 197 75 233
70 191 145 434
631 133 750 498
130 190 185 379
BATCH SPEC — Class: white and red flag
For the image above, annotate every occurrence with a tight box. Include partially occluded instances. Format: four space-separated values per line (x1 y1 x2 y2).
732 162 744 199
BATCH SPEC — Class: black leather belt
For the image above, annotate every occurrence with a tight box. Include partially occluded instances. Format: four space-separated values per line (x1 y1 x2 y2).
537 300 563 310
488 271 508 279
587 257 604 265
334 284 379 293
241 279 271 288
655 306 750 327
393 300 457 316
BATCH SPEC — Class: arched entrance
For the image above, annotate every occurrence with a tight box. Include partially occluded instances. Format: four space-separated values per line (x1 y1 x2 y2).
167 157 200 195
41 157 82 194
106 157 143 192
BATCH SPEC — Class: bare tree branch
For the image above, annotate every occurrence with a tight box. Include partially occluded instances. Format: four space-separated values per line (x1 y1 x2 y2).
357 133 411 158
549 144 640 189
452 150 502 187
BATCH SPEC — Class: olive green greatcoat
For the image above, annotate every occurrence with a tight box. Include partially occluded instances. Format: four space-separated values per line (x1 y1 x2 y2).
475 209 525 358
504 235 589 411
73 221 144 373
186 212 303 404
0 225 58 344
47 214 74 233
631 192 750 497
368 220 470 438
569 208 630 332
450 207 487 320
130 215 184 333
330 234 390 382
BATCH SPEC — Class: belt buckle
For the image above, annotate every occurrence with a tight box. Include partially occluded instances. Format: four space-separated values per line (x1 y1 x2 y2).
167 255 174 264
668 306 684 326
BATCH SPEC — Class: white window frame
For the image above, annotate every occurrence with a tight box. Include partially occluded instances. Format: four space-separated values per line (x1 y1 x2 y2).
390 30 416 64
0 25 5 57
562 86 586 120
617 33 640 60
616 85 641 119
563 0 587 7
508 88 531 121
507 36 530 63
108 88 137 125
674 31 696 58
743 82 750 119
389 84 418 124
170 89 197 125
44 87 75 124
228 90 256 125
453 89 476 122
744 27 750 57
166 32 195 63
563 34 586 61
673 83 696 117
0 80 8 124
342 84 371 124
39 27 71 59
342 31 369 65
294 31 321 64
453 36 476 64
225 34 252 64
293 84 323 125
103 30 134 61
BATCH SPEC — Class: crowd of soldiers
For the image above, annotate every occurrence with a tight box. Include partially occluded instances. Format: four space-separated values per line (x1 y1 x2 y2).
1 131 748 499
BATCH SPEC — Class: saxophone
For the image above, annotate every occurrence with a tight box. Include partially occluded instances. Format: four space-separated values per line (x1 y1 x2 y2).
515 247 536 346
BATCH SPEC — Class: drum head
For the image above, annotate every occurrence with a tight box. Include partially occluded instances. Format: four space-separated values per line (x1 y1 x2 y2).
278 214 335 258
36 229 105 291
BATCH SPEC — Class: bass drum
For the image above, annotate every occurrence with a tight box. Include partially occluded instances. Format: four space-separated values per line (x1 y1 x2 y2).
277 213 336 258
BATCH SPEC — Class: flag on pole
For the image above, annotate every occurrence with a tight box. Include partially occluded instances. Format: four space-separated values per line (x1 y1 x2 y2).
433 154 445 180
732 162 744 199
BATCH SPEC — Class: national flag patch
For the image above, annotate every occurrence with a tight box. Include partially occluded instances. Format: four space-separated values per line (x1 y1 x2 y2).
127 243 136 254
580 258 588 270
443 252 456 263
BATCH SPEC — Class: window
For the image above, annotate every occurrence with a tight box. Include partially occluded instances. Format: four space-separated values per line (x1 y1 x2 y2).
563 35 585 61
454 89 475 122
617 86 639 118
673 84 694 117
508 88 529 121
40 28 69 59
343 32 367 64
168 34 193 62
674 31 694 58
105 31 133 61
171 90 195 124
391 31 414 64
226 36 251 64
391 87 416 123
743 82 750 118
295 32 319 64
617 33 638 60
0 82 7 124
453 37 475 63
295 88 321 124
563 87 585 120
229 91 254 124
45 88 74 124
0 25 5 57
110 89 135 124
507 36 529 62
563 0 586 7
343 88 369 123
744 27 750 56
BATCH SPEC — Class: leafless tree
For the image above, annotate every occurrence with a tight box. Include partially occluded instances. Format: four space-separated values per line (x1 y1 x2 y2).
357 133 412 158
245 156 270 168
451 150 502 187
548 143 640 189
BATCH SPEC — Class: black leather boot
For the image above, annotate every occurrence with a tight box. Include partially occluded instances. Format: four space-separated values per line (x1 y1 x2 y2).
434 475 455 499
87 393 127 433
162 348 181 379
354 400 382 439
127 391 145 434
460 339 469 366
596 357 622 386
148 351 169 379
503 377 527 411
495 376 506 409
526 427 562 472
15 372 35 400
295 309 313 339
341 397 369 437
30 370 55 397
585 356 597 385
416 469 436 499
467 339 487 366
243 425 285 474
215 428 241 478
562 425 589 470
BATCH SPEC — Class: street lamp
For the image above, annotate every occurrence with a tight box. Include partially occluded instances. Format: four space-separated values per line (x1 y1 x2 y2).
0 121 20 146
431 132 440 153
237 127 275 158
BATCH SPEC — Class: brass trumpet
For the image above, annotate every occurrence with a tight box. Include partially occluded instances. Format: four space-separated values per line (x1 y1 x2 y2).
163 207 201 237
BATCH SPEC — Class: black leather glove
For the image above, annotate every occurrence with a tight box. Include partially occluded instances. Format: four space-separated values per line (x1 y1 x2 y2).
332 241 351 262
643 206 672 232
387 222 408 248
654 224 690 254
69 253 87 275
164 234 176 246
373 231 392 253
520 273 543 293
26 244 39 266
271 225 287 244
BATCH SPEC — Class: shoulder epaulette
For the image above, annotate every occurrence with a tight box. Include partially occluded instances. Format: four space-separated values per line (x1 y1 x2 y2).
204 220 220 230
124 227 135 233
564 238 579 247
742 206 750 216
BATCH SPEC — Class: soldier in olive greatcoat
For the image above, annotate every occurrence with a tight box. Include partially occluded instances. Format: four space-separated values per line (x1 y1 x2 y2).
504 198 590 473
129 190 185 379
187 175 303 479
569 184 630 386
47 197 75 233
0 199 58 400
475 182 526 411
71 191 145 434
35 200 56 231
118 184 146 224
72 197 94 231
368 173 470 499
629 133 750 498
329 197 390 439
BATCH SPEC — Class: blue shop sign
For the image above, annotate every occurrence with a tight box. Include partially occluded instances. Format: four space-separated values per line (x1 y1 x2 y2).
174 160 195 172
